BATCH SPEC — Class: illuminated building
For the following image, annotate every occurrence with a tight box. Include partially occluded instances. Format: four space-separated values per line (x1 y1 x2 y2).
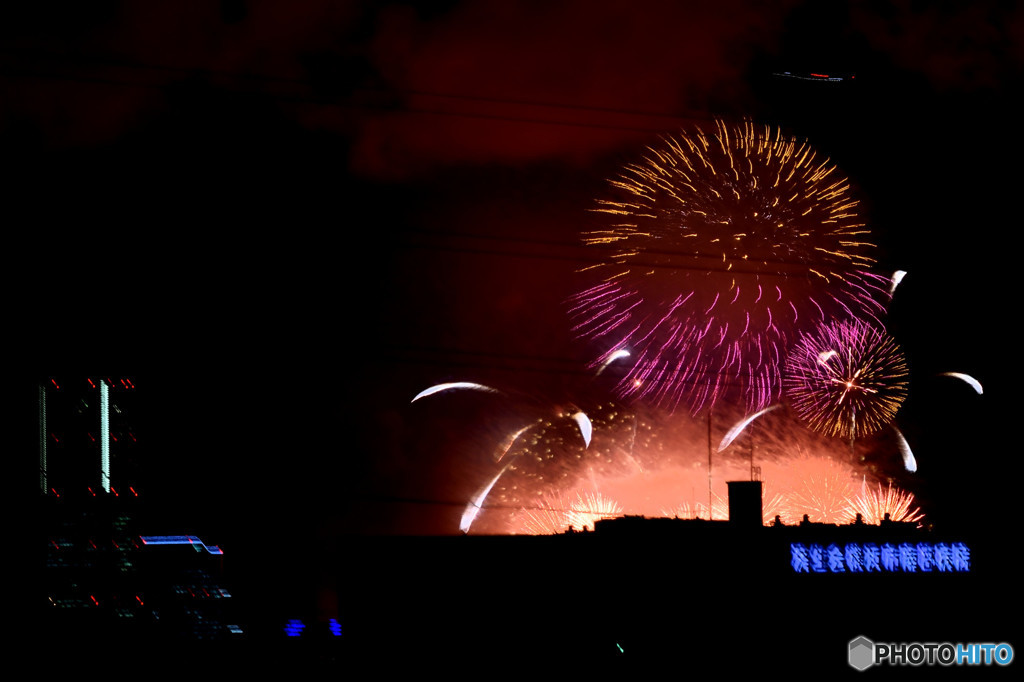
38 377 241 650
38 377 140 498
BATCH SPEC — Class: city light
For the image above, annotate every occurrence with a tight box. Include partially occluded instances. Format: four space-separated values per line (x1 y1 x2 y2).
139 535 224 555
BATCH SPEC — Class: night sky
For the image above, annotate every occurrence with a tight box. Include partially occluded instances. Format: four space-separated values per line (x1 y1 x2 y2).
15 0 1018 628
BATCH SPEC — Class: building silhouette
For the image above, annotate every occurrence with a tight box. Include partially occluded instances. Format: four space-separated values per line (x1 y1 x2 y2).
327 479 995 671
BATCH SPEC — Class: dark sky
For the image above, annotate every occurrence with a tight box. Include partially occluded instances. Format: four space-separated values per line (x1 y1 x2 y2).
13 1 1019 559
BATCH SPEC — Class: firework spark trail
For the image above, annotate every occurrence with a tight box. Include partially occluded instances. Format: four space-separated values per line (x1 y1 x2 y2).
892 425 917 473
411 382 502 402
460 462 512 534
783 319 909 440
939 372 983 395
569 118 892 415
572 410 593 448
717 403 782 452
889 269 907 296
596 349 631 375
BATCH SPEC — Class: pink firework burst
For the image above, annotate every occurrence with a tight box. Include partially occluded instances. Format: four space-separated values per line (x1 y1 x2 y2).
783 319 909 440
569 118 891 415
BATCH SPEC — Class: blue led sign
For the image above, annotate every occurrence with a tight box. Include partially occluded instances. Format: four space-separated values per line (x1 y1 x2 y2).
791 542 970 573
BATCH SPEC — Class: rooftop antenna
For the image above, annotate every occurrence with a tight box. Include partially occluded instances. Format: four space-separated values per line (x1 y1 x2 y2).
707 410 713 519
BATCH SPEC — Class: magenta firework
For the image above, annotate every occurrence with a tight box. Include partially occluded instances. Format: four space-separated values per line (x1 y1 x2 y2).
569 119 893 414
783 319 909 440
